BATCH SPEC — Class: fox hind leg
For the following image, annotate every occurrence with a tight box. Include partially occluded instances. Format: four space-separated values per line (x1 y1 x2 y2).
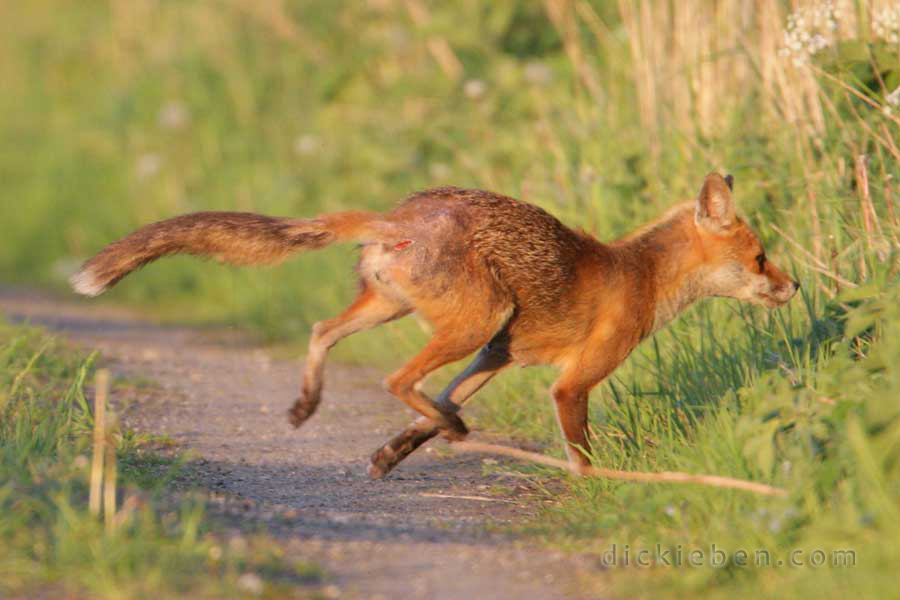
368 330 512 478
288 283 410 428
382 324 503 443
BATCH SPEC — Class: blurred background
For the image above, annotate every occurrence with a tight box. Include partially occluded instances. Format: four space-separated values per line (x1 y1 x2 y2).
2 1 899 597
4 0 894 340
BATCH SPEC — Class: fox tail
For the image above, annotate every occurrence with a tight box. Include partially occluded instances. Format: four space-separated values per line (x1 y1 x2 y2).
70 210 377 296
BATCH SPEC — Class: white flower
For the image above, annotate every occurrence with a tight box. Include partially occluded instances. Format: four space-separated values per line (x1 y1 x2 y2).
463 79 487 100
135 153 161 179
158 101 190 130
237 572 263 595
873 5 900 43
428 162 451 180
887 86 900 108
293 134 320 157
524 61 552 85
779 0 852 64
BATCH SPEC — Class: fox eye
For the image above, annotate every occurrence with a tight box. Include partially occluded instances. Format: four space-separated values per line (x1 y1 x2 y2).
755 253 766 273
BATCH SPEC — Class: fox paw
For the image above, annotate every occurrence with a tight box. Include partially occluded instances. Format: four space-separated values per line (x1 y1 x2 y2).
367 447 395 479
286 396 318 428
437 412 469 441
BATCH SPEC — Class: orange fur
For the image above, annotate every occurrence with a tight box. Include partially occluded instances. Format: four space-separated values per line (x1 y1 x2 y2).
71 173 799 477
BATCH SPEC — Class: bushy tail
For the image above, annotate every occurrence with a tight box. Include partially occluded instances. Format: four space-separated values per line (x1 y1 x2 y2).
70 210 377 296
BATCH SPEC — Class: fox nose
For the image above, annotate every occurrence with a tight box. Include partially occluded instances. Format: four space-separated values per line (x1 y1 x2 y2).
792 280 800 292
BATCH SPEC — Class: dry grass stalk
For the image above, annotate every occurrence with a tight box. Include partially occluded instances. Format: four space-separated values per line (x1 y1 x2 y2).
812 65 900 131
856 154 875 248
878 123 900 166
830 241 843 295
807 186 824 263
453 441 788 497
854 153 890 266
886 175 899 228
616 0 657 154
613 0 831 144
770 223 858 289
404 0 462 80
89 369 109 517
544 0 604 102
233 0 298 40
112 495 142 530
574 0 612 44
104 410 119 533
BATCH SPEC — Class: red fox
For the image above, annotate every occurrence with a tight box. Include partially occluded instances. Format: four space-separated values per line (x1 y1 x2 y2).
71 173 799 477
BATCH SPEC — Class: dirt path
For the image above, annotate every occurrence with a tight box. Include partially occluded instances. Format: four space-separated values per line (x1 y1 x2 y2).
0 288 602 600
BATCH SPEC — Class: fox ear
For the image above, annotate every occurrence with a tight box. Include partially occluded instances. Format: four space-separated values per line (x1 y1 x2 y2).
695 173 736 233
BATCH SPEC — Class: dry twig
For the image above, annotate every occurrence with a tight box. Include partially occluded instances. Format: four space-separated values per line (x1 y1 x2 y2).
420 493 518 504
453 440 787 497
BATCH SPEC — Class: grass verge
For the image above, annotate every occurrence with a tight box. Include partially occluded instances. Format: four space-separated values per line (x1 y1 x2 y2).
0 320 322 599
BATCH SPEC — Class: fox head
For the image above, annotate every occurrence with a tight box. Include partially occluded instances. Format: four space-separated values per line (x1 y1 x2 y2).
692 173 799 308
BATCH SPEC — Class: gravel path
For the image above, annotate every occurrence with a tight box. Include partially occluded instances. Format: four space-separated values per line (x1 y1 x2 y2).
0 288 603 600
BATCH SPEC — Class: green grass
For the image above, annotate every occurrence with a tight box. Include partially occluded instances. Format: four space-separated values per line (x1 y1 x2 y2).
504 283 900 597
1 1 898 598
0 321 322 598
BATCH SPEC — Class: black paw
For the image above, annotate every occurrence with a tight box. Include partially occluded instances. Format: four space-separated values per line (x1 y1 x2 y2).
438 411 469 441
287 397 317 428
367 447 395 479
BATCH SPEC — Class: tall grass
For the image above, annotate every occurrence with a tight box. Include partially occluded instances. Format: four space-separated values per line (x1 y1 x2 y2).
1 1 898 597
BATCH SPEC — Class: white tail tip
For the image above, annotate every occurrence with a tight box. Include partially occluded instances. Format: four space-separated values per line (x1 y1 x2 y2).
70 268 106 297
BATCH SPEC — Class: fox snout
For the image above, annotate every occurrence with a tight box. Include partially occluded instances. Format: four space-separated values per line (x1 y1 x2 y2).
764 267 800 307
724 256 799 308
711 259 798 308
758 270 800 308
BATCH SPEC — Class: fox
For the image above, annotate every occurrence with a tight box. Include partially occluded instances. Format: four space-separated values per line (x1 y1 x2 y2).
71 173 799 478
